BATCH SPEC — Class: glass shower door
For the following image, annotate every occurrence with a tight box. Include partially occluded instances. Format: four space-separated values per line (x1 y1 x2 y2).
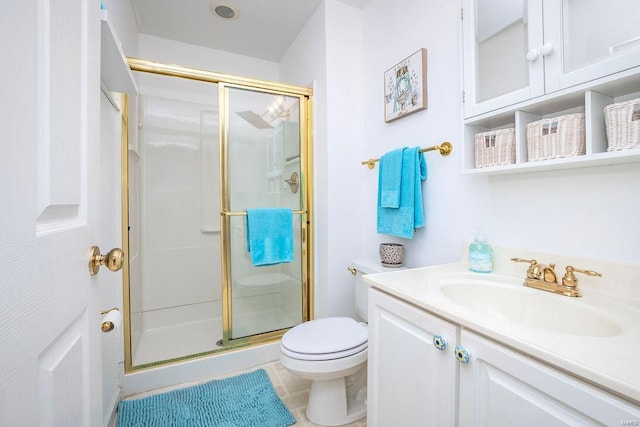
221 85 308 343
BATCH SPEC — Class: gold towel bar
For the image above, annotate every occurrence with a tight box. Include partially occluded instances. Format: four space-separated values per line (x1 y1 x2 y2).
361 142 453 169
221 210 307 217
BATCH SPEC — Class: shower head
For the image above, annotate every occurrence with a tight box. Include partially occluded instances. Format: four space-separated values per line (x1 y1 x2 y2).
236 111 274 129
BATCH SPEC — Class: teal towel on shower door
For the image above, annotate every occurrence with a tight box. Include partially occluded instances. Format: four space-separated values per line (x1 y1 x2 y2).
376 147 427 239
246 208 294 266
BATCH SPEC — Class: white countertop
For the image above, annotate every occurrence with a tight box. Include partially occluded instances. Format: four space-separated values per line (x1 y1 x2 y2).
363 255 640 406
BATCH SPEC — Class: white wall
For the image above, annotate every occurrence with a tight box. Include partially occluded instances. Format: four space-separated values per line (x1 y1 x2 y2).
359 0 640 271
280 4 329 317
138 34 280 81
324 2 364 317
288 0 640 323
360 0 485 268
281 1 365 318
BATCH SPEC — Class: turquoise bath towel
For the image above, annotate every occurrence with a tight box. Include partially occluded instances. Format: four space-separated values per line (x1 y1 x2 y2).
379 147 404 208
246 208 294 266
377 147 427 239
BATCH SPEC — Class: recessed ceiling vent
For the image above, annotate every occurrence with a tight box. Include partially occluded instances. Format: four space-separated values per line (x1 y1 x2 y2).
210 3 237 20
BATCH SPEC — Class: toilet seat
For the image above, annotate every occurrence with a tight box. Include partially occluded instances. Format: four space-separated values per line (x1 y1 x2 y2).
281 317 368 361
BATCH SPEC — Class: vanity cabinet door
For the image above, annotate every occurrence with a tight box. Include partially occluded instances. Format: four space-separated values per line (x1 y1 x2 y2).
368 289 458 427
458 330 640 426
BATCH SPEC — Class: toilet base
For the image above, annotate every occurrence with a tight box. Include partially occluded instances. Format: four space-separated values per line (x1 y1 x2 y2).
306 377 367 426
279 337 368 426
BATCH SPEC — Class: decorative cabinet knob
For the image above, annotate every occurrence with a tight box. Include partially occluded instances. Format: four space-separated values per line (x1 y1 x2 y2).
455 345 471 364
526 48 540 62
433 334 447 351
540 43 554 57
527 44 553 62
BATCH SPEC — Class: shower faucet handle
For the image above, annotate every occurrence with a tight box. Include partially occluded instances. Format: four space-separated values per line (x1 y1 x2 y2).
284 172 299 193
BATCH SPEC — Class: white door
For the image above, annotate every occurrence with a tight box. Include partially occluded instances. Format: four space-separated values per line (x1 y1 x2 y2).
1 2 110 426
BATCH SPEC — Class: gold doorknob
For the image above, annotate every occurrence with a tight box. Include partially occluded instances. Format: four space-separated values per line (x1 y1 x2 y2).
89 246 124 275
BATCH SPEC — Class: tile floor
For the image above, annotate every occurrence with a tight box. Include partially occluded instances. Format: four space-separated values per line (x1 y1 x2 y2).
120 360 367 427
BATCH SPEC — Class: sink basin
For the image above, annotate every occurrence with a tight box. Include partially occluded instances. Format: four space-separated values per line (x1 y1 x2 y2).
438 278 622 337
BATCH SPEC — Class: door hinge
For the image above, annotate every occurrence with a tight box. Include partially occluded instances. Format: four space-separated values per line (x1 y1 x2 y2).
462 90 465 103
461 8 463 20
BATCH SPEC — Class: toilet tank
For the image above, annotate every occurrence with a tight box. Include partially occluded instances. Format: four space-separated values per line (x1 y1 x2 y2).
352 258 404 322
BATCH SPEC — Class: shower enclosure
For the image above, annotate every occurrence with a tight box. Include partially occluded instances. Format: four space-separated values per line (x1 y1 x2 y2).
122 59 313 370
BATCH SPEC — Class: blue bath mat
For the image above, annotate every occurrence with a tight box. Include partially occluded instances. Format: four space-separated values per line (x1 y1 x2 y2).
117 369 296 427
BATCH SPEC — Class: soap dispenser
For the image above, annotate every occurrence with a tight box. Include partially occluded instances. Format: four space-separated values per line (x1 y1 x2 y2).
468 229 493 273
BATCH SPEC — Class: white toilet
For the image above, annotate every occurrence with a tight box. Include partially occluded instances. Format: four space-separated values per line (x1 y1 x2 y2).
279 258 391 426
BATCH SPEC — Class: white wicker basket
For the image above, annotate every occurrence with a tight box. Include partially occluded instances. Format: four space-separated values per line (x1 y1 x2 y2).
474 128 515 168
605 98 640 151
526 113 585 161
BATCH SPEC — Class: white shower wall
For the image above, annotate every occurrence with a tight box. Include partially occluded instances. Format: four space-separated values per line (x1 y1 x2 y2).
132 77 222 365
139 93 220 313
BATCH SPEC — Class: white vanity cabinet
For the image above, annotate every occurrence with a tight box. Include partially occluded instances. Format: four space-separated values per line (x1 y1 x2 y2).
368 289 640 426
368 289 458 427
463 0 640 119
458 329 640 426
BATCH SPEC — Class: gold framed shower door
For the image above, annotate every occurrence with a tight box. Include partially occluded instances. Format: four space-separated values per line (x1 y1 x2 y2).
121 58 314 372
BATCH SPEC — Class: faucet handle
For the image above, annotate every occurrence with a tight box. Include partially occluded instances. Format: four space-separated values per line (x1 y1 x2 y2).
562 266 602 289
511 258 541 279
511 257 535 264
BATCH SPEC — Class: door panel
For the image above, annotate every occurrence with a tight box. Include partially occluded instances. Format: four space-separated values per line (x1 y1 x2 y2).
0 1 103 425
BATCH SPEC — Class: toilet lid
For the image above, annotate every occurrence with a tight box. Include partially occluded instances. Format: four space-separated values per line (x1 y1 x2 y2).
281 317 368 360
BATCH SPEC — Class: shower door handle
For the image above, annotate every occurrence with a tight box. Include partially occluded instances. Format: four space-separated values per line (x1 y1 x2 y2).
221 209 308 217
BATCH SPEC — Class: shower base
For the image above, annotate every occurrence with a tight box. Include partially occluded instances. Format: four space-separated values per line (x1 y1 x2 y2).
131 301 221 366
131 299 299 367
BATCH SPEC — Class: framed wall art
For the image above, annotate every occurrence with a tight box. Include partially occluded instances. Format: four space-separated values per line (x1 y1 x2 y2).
384 48 428 123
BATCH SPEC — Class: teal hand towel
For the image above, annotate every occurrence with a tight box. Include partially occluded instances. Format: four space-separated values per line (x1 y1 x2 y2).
246 208 294 266
377 147 427 239
414 149 427 229
379 147 404 208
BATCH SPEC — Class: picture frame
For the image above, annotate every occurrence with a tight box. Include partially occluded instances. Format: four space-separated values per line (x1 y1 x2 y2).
384 48 428 123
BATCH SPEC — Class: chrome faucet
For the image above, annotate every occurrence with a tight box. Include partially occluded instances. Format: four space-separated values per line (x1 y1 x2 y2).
511 258 602 297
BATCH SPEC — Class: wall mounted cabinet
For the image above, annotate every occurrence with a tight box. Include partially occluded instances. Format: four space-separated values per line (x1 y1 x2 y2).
461 0 640 174
463 0 640 119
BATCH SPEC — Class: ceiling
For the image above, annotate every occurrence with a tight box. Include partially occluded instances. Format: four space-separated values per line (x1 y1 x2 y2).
131 0 371 62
